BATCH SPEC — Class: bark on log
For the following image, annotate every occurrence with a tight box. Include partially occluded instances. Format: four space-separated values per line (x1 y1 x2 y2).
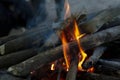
83 46 106 69
82 73 120 80
8 26 120 76
66 57 78 80
0 48 38 69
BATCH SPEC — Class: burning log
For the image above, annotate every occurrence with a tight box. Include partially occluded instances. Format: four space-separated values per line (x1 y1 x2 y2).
83 46 107 69
66 57 78 80
82 73 120 80
8 26 120 76
98 59 120 69
0 48 38 69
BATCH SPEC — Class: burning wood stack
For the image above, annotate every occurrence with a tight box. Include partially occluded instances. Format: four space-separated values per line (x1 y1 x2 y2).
0 1 120 80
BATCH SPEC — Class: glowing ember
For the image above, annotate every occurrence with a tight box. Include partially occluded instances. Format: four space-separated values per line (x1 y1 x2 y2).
51 63 55 71
64 0 71 20
61 31 70 70
87 67 95 73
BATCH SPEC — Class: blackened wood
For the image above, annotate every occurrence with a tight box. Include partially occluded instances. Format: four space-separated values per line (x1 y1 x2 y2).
0 48 38 69
8 26 120 76
98 59 120 69
82 73 120 80
66 57 78 80
83 46 106 69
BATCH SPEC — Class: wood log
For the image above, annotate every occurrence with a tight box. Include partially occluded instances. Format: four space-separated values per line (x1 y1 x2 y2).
81 73 120 80
79 7 120 33
0 48 38 69
8 45 63 76
0 24 53 55
98 59 120 69
0 24 49 45
83 46 106 69
66 57 78 80
8 26 120 76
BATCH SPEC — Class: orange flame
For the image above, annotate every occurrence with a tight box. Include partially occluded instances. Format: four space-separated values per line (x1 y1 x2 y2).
51 63 55 71
64 0 71 20
73 20 87 71
61 32 70 70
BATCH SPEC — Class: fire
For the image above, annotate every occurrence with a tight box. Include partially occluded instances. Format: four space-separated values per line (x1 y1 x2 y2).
73 20 87 71
51 63 55 71
61 31 70 70
61 0 88 72
64 0 71 20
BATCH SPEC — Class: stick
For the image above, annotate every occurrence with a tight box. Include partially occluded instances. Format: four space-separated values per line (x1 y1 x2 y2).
66 57 78 80
8 26 120 76
0 48 38 69
83 46 106 69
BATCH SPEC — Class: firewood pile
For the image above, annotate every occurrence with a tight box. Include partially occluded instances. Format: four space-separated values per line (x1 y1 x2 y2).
0 7 120 80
